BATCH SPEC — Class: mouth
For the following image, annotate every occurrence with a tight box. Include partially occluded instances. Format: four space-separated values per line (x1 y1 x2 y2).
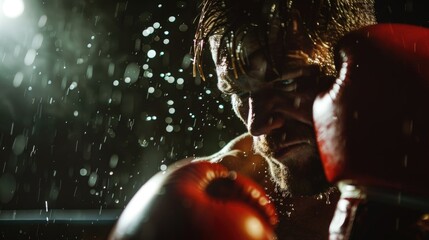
273 140 311 160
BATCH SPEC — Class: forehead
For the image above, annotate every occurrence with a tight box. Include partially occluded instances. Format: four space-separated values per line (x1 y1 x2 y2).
208 24 313 76
207 6 321 79
208 34 261 91
209 34 312 94
195 0 376 82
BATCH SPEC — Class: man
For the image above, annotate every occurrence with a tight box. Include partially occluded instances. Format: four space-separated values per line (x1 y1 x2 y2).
191 0 376 238
109 1 378 239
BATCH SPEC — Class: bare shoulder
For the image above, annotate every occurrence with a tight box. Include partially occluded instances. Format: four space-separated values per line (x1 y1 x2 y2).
193 133 275 190
193 133 258 169
194 133 253 161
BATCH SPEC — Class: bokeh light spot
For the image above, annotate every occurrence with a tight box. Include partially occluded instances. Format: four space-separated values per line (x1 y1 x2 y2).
147 50 156 58
13 72 24 88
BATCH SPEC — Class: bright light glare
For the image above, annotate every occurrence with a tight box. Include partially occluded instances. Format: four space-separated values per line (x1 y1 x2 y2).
2 0 24 18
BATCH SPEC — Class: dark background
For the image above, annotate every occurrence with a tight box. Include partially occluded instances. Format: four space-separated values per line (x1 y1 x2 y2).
0 0 427 239
0 0 244 238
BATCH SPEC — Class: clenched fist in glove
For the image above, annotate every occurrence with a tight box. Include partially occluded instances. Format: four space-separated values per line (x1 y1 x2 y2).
109 161 278 240
313 24 429 239
314 24 429 193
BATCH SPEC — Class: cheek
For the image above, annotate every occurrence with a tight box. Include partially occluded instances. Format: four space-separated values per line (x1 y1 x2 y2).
231 95 248 124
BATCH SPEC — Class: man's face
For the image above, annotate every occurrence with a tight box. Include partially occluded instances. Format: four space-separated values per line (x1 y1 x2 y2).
209 21 331 195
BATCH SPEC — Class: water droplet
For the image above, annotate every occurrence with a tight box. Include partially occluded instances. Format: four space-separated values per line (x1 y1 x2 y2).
165 117 172 124
38 15 48 27
12 135 26 155
138 139 149 147
147 50 157 58
177 78 184 85
24 49 37 66
80 168 88 176
32 34 44 49
179 23 188 32
168 16 176 22
88 172 98 187
109 155 119 168
13 72 24 87
86 65 93 79
324 192 331 204
69 82 77 90
124 62 140 84
166 125 173 132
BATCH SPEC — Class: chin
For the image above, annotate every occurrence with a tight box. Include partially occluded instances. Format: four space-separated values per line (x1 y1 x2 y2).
262 145 331 197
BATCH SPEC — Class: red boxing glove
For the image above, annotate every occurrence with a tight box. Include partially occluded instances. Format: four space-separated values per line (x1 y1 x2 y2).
313 23 429 198
109 161 278 240
313 24 429 239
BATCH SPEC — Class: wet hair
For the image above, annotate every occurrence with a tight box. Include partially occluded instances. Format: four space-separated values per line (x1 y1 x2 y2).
193 0 376 194
193 0 376 79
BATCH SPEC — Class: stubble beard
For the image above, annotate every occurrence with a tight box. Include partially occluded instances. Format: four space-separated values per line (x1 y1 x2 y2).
253 135 330 197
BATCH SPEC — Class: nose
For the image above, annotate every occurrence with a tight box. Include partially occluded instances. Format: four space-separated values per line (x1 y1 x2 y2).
246 91 284 136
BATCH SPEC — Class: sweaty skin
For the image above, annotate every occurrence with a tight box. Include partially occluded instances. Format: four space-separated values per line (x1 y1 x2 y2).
190 1 376 238
193 6 343 239
194 133 339 240
208 25 334 195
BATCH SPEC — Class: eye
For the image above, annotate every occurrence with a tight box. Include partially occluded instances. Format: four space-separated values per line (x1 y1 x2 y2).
281 79 295 85
275 79 297 92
